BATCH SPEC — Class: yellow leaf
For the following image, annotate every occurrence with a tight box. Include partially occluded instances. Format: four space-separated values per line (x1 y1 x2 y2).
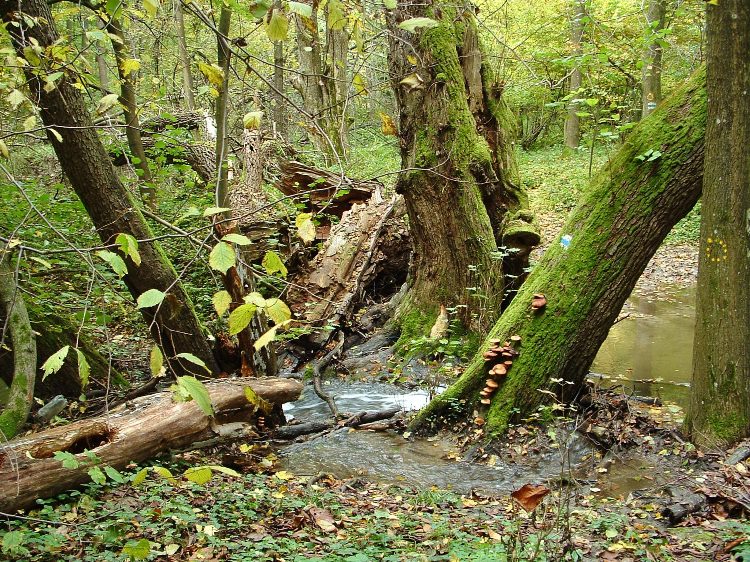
379 112 398 136
121 58 141 77
198 62 225 88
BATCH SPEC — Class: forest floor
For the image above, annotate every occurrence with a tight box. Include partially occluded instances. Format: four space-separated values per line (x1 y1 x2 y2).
3 145 747 561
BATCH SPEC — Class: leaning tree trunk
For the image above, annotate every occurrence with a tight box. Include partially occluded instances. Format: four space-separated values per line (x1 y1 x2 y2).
641 0 667 118
1 0 220 377
387 1 536 337
564 0 585 150
0 258 36 440
686 1 750 449
411 67 707 438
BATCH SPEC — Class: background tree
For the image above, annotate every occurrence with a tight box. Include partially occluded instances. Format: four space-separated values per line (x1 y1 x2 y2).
686 0 750 449
641 0 668 118
564 0 585 150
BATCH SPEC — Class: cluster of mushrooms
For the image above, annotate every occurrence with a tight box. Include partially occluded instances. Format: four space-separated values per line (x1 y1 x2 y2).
479 335 521 406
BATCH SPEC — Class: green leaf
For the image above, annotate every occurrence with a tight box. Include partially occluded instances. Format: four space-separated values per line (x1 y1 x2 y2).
152 466 174 480
266 9 289 41
175 376 214 416
209 242 236 274
202 206 232 217
105 0 123 20
96 92 120 115
262 251 288 277
288 1 312 18
104 466 127 483
143 0 159 17
228 303 257 335
243 111 263 130
212 290 232 316
7 89 26 109
41 346 70 380
244 386 273 414
295 212 316 243
136 288 166 309
97 250 128 278
0 139 8 159
184 466 213 485
248 0 272 19
48 128 63 143
131 467 149 485
205 465 241 477
175 353 211 372
53 450 79 469
76 349 90 389
88 466 107 485
244 292 266 306
382 0 396 8
327 0 347 31
222 233 252 246
353 73 368 95
122 538 150 560
398 17 439 32
254 320 291 351
264 298 292 324
116 233 141 266
150 345 164 376
1 530 28 555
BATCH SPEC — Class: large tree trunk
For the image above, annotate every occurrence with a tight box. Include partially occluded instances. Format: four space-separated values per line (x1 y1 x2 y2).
0 378 302 512
686 2 750 449
0 258 36 440
412 67 706 438
564 0 585 150
641 0 668 119
387 1 536 336
1 0 220 377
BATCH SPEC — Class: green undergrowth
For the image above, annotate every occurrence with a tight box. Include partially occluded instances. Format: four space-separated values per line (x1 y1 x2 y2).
0 454 740 562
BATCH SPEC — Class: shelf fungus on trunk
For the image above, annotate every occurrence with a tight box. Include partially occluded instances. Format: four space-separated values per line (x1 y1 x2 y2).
531 293 547 312
477 336 522 412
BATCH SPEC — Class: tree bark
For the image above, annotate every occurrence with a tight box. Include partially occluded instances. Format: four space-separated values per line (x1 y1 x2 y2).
214 3 232 210
175 0 196 112
1 0 220 377
0 258 36 440
0 377 302 512
412 67 707 438
641 0 667 118
387 1 536 336
564 0 585 150
686 1 750 449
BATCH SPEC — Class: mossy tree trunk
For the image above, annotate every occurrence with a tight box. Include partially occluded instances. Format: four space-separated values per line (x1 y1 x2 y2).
412 67 706 437
1 0 220 377
0 258 36 440
686 1 750 449
386 1 537 335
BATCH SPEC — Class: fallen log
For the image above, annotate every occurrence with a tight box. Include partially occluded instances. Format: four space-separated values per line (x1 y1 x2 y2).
0 377 302 513
275 405 402 440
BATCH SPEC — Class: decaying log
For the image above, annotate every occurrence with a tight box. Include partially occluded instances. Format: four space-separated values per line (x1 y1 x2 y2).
0 378 302 512
274 405 402 440
111 138 215 182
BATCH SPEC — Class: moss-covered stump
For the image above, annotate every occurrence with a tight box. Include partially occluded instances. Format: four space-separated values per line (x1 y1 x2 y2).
411 67 707 438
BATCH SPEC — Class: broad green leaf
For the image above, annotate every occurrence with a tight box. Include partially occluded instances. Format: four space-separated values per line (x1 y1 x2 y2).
7 88 25 109
206 465 241 477
97 250 128 278
202 206 232 217
131 467 149 485
121 58 141 77
212 290 232 316
174 353 211 372
23 115 36 131
96 93 120 115
116 233 141 266
175 375 214 416
198 62 225 88
353 73 368 95
288 1 312 17
265 9 289 41
184 466 213 485
398 17 439 32
88 466 106 485
209 242 236 274
76 349 90 389
41 345 70 380
105 0 123 20
243 111 263 130
244 292 267 307
262 251 288 277
222 233 252 246
143 0 159 17
1 531 26 554
29 256 52 269
53 450 79 469
136 288 166 309
248 0 272 19
264 298 292 324
152 466 174 480
295 212 316 243
244 386 272 414
122 538 150 560
254 320 290 351
382 0 396 8
104 466 126 483
327 0 346 30
165 544 180 555
228 303 257 335
150 345 164 376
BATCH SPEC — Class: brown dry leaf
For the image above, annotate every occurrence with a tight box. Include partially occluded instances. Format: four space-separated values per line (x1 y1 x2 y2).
309 507 337 532
510 483 550 512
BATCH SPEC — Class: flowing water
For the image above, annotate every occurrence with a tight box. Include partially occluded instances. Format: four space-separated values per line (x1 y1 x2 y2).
282 286 698 495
